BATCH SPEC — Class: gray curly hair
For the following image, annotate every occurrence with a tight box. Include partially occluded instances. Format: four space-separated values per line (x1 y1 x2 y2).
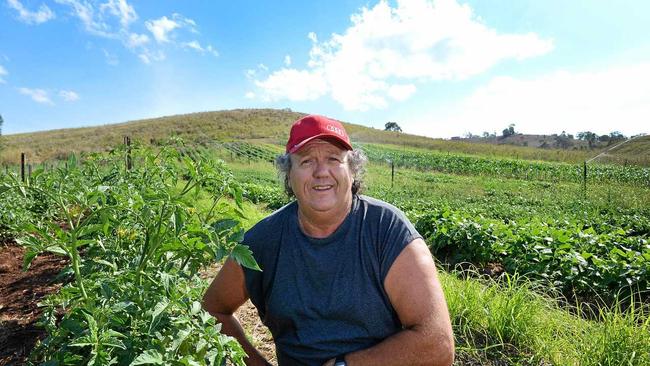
276 148 367 197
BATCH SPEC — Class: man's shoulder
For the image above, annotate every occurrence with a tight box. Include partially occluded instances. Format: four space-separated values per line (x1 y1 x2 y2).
357 194 407 218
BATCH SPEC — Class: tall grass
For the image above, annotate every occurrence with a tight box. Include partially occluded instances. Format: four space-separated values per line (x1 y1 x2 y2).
441 270 650 365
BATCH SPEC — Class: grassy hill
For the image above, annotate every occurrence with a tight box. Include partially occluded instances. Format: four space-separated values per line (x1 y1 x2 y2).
1 108 647 166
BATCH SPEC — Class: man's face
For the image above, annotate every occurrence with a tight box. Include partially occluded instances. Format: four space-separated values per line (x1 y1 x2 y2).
289 139 353 215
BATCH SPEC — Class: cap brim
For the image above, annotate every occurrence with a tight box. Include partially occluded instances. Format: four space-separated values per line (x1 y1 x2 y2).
288 133 353 154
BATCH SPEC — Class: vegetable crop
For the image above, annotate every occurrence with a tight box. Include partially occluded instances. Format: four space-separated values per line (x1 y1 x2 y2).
0 143 258 365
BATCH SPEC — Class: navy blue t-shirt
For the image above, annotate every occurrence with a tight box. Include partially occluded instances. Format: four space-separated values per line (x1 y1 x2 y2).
242 195 422 366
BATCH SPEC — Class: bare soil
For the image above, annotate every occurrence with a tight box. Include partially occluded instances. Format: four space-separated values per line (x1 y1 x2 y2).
202 264 277 365
0 240 68 366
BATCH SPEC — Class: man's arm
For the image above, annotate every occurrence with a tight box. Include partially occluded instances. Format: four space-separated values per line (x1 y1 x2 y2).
202 258 271 366
326 238 454 366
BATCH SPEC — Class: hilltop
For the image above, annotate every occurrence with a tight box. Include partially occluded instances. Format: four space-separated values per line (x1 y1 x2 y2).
1 108 648 166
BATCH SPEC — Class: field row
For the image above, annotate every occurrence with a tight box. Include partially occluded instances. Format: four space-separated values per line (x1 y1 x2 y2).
360 143 650 186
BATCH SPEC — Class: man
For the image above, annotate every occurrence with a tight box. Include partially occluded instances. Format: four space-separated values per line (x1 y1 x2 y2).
203 115 454 366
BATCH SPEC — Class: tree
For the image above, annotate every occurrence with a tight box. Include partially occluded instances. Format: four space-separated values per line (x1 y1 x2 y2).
609 131 626 145
577 131 597 148
554 131 572 149
502 123 516 138
384 122 402 132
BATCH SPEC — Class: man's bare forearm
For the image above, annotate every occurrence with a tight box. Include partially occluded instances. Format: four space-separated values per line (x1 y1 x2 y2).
340 325 454 366
214 312 271 366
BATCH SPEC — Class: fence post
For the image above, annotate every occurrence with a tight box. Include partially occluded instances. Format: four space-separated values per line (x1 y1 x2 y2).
21 153 26 182
28 164 32 181
124 136 132 171
391 161 395 188
582 161 587 198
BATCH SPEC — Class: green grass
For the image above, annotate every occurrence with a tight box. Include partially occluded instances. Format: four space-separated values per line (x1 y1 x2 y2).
442 270 650 365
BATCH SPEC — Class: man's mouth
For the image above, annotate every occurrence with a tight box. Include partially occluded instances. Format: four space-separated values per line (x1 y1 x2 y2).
313 184 333 191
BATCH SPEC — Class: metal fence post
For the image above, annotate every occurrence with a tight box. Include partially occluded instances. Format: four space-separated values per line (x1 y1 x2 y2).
21 153 26 182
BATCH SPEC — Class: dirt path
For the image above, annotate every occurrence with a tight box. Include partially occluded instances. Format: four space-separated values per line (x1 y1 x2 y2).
202 263 277 365
0 241 68 366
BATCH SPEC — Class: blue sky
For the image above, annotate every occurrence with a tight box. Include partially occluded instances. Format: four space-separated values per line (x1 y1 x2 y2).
1 0 649 138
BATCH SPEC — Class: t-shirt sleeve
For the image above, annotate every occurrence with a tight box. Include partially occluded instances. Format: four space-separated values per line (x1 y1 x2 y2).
378 204 422 282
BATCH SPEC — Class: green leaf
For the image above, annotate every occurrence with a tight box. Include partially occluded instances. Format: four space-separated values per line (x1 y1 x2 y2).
227 228 245 243
130 350 164 365
149 300 169 333
230 244 260 271
78 224 104 238
190 301 201 315
22 249 38 271
170 329 191 353
45 245 68 256
84 312 99 339
94 259 117 271
210 219 239 233
69 335 95 347
0 185 10 195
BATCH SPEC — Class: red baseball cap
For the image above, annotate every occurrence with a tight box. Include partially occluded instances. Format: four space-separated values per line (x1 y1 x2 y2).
286 115 353 153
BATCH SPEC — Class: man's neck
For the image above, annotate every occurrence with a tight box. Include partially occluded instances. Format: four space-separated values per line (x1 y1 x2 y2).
297 197 353 239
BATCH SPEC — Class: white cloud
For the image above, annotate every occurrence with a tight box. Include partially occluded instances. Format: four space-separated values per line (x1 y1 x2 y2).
0 65 7 83
7 0 55 24
15 0 210 64
255 68 329 102
284 55 292 66
173 13 198 33
145 15 179 43
206 44 219 57
387 83 416 101
253 0 553 111
181 41 219 57
102 48 119 65
183 40 203 51
99 0 136 27
410 63 650 137
138 49 165 64
245 91 255 99
145 13 197 44
55 0 115 37
59 90 80 101
19 87 54 105
126 32 149 48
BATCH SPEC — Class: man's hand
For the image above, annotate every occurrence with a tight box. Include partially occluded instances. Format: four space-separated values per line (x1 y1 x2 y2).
322 358 335 366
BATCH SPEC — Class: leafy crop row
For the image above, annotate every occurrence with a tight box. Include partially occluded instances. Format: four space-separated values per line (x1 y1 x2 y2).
361 144 650 186
0 145 257 365
414 207 650 301
221 142 278 163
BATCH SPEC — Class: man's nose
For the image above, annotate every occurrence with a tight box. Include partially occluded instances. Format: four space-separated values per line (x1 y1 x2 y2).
312 159 329 177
